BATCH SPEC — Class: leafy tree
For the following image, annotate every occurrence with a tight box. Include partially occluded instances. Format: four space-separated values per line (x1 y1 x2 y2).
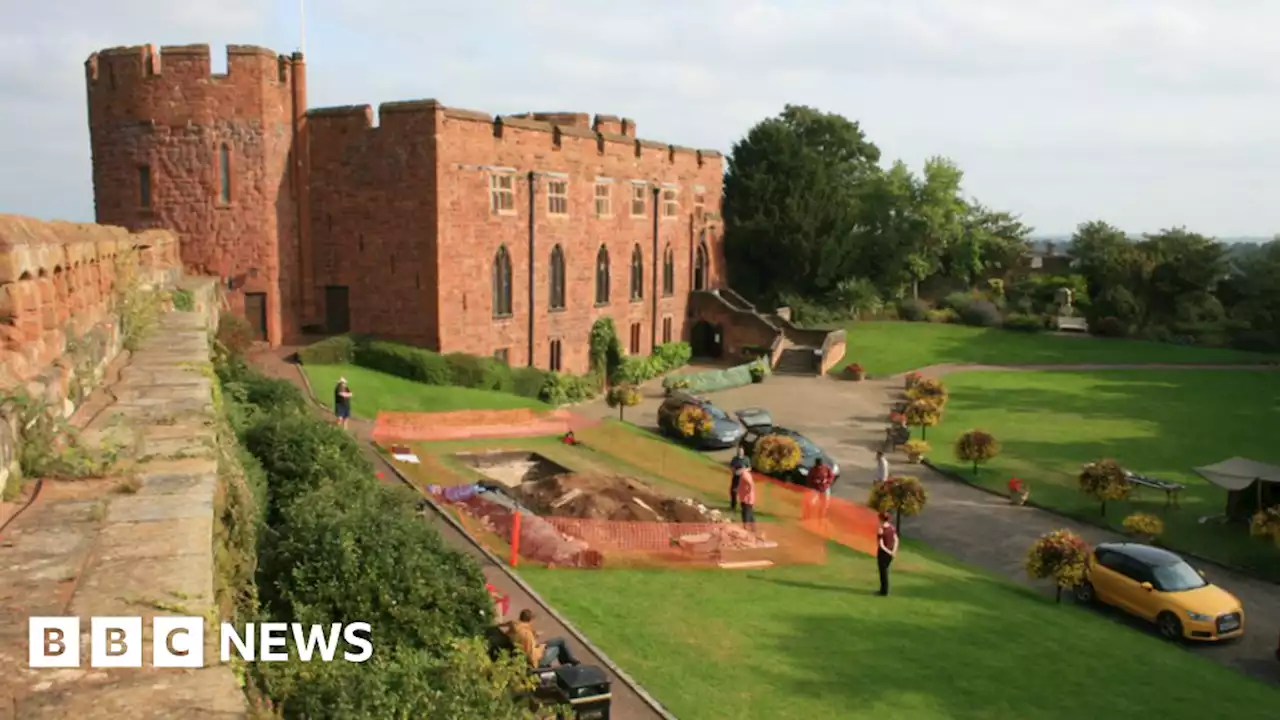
751 435 802 475
1078 459 1132 517
954 430 1001 476
906 377 948 408
903 399 941 440
723 105 881 303
605 383 641 421
1025 529 1090 604
867 476 928 530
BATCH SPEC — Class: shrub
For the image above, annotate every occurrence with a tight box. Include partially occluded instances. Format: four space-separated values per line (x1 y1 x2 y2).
749 361 768 381
958 298 1003 327
675 405 713 439
241 414 376 525
902 439 929 458
903 399 941 440
926 308 959 324
1090 316 1128 338
898 298 930 322
171 288 195 312
954 430 1000 476
940 291 976 312
751 434 801 475
661 376 691 391
1078 459 1132 517
652 341 693 370
538 372 597 405
903 371 923 389
450 353 515 392
354 340 453 385
510 366 549 400
262 482 491 653
605 383 642 420
298 335 356 365
907 378 948 407
216 312 255 362
867 476 928 529
1026 529 1090 603
1002 313 1045 333
1250 506 1280 546
1122 512 1165 540
829 277 884 318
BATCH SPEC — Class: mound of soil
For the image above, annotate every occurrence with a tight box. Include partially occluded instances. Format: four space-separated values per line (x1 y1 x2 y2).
516 473 719 523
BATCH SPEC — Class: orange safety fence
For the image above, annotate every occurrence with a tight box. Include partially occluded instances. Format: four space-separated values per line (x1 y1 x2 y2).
379 408 879 566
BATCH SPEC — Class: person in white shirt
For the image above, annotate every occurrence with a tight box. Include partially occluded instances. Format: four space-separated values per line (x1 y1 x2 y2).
875 450 890 484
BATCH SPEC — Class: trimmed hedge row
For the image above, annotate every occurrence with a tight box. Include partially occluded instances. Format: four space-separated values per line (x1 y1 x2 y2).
215 359 535 719
613 342 693 385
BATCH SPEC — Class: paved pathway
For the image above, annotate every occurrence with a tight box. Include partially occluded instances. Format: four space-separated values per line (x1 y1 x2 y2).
579 366 1280 686
249 348 666 720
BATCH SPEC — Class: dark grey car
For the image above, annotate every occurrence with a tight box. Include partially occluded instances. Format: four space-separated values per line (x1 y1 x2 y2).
736 409 841 487
656 391 746 449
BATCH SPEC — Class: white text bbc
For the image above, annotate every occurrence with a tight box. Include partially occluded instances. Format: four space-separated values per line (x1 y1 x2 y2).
28 617 373 668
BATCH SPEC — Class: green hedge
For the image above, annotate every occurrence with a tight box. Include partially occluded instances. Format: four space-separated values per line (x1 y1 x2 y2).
297 335 356 365
219 362 534 718
662 361 756 393
613 342 693 385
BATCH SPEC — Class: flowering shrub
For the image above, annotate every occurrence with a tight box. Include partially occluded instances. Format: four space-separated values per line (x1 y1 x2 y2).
1008 477 1025 493
902 439 929 461
675 405 713 439
954 430 1000 476
1122 512 1165 540
907 378 948 407
867 476 928 529
903 399 942 440
845 363 866 380
904 371 923 390
605 383 642 420
752 434 802 475
1026 529 1090 603
1250 506 1280 546
1078 459 1132 517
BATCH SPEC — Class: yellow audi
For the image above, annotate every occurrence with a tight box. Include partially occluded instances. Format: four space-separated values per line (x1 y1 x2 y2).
1074 542 1244 641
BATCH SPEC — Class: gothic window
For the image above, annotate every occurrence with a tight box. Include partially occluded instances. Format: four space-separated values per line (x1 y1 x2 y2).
630 244 644 301
549 244 566 310
662 245 675 296
493 245 513 317
694 239 708 291
595 245 610 305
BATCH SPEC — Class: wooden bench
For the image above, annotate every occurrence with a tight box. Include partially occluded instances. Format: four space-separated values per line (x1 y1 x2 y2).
1057 316 1088 332
1125 471 1186 508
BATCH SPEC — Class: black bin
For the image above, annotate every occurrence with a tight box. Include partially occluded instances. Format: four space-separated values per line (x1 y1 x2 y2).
553 664 611 720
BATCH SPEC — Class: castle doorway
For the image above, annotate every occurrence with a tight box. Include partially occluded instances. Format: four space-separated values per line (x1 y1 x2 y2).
325 286 350 334
690 321 722 358
244 292 268 342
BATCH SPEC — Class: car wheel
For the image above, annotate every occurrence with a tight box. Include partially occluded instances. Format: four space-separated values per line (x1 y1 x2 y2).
1073 581 1096 605
1157 612 1184 641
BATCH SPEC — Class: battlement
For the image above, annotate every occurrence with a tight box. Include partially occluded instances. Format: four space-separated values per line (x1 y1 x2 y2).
86 43 293 87
306 100 721 166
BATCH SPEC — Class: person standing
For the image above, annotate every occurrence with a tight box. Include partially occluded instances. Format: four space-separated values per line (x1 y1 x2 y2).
807 457 835 520
876 510 899 596
737 466 757 532
729 445 750 511
334 377 353 429
874 450 890 485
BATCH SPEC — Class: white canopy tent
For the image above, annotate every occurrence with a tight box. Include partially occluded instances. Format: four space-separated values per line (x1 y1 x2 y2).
1193 457 1280 519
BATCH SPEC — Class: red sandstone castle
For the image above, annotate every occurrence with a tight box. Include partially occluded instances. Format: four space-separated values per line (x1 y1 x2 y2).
85 44 839 375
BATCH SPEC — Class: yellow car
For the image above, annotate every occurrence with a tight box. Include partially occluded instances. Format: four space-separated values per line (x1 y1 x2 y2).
1074 542 1244 641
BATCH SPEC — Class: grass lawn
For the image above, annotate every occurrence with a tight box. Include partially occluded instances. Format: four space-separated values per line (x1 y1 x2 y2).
300 363 548 419
927 369 1280 580
834 322 1272 376
521 542 1277 720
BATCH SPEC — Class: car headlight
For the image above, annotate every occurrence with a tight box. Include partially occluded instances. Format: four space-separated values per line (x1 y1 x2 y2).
1187 611 1212 622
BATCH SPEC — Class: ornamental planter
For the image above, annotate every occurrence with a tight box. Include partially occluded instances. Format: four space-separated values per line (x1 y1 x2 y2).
906 451 923 464
1009 490 1030 506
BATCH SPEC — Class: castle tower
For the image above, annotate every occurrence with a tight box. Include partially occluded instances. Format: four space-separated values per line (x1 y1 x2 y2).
85 44 310 345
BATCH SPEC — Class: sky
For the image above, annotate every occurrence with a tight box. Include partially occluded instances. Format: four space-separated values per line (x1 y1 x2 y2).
2 0 1278 237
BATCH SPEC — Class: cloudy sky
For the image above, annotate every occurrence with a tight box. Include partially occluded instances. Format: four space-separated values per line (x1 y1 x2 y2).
2 0 1278 237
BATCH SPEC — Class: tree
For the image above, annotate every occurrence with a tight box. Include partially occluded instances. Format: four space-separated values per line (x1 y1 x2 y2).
907 377 948 407
605 383 641 421
903 399 941 440
867 476 928 531
1025 529 1090 604
1078 459 1132 517
751 435 802 475
953 430 1000 476
723 105 881 304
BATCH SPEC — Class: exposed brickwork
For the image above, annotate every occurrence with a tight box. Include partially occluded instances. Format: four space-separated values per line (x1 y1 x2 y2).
85 44 303 345
86 43 731 373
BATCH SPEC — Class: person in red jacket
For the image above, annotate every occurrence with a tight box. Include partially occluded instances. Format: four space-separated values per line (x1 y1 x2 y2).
807 458 835 520
876 511 899 596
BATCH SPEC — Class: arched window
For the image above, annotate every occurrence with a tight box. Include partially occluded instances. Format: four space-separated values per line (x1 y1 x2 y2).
493 245 513 316
662 245 675 296
630 244 644 300
549 245 566 310
595 245 610 305
694 239 708 291
219 144 231 204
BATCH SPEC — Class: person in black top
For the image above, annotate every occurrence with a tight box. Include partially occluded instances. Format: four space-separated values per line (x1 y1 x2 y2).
729 444 750 511
334 377 353 429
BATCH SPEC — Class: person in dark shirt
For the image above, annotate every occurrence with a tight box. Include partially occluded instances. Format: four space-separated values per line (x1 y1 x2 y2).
729 445 750 511
876 510 899 596
334 377 353 429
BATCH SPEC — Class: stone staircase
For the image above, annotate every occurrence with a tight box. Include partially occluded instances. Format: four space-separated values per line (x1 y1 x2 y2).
773 345 819 375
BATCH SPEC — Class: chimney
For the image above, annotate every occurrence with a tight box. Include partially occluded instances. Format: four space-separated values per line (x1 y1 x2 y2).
1045 242 1056 257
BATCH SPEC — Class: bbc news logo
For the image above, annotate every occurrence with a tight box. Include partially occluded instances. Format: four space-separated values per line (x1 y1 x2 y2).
28 617 373 668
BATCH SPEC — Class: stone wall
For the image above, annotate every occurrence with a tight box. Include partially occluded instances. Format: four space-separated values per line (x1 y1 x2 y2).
0 214 181 499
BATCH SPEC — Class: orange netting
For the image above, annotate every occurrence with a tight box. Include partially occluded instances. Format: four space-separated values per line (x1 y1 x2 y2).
379 409 878 568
